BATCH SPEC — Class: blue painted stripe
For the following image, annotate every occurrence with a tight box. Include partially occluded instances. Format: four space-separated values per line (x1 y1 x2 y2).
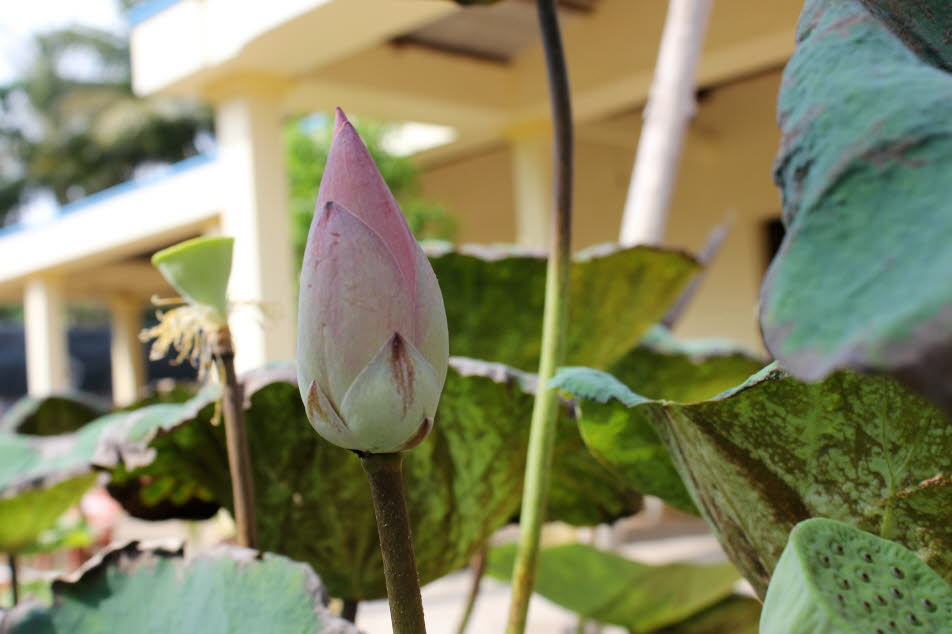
0 151 217 239
126 0 185 26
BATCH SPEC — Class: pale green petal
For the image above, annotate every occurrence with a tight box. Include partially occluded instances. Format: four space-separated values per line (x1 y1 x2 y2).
339 333 439 453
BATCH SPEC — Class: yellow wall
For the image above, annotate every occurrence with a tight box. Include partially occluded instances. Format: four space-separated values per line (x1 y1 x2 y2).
419 69 784 352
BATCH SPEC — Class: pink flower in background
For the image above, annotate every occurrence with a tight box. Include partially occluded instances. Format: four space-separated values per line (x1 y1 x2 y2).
80 487 122 537
296 108 448 454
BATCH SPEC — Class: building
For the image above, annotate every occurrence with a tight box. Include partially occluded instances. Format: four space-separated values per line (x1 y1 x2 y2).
0 0 804 405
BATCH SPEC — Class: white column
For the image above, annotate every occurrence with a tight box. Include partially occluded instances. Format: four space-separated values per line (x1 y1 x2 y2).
509 130 552 250
23 276 69 396
108 294 146 406
619 0 713 246
215 93 296 373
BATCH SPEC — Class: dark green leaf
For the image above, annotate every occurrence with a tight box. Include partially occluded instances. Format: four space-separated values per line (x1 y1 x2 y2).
431 244 698 371
486 543 740 633
0 393 105 435
0 541 358 633
573 365 952 596
0 389 216 552
654 595 760 634
857 1 952 70
0 360 638 599
763 0 952 411
238 360 639 599
606 327 764 402
561 331 763 514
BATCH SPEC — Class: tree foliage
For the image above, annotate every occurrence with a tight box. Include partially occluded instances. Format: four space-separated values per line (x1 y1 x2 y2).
285 116 456 267
0 25 211 225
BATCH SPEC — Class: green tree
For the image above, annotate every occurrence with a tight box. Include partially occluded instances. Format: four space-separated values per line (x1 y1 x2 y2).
285 115 456 267
0 25 211 225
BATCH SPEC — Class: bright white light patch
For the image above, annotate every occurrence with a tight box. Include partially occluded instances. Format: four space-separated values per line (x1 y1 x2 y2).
380 122 457 157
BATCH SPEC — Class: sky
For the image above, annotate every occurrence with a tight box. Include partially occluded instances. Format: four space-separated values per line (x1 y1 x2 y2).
0 0 124 83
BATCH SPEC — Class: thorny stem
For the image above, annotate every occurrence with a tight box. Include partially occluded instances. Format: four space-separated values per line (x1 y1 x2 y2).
506 0 573 632
361 452 427 634
212 326 258 549
7 553 17 606
454 547 488 634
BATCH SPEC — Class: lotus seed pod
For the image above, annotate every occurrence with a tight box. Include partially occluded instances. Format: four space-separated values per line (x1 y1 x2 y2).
152 236 234 326
760 518 952 633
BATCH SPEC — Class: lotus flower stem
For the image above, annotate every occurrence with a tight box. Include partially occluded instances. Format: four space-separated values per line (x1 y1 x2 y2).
7 553 17 606
341 599 359 623
454 546 488 634
506 1 574 632
360 452 426 633
211 326 258 549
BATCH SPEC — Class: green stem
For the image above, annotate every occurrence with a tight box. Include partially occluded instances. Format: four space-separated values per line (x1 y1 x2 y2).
8 553 18 607
361 453 427 634
454 546 488 634
506 1 574 632
574 617 588 634
213 326 258 549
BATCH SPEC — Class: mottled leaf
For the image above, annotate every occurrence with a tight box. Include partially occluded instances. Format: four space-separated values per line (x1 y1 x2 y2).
430 244 698 371
763 0 952 411
857 1 952 70
486 543 741 633
0 541 357 633
606 327 764 403
568 365 952 596
0 390 216 552
1 360 638 600
239 360 639 599
557 331 763 514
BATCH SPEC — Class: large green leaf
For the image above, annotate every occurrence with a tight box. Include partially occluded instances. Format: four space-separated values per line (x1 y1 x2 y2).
605 327 764 403
857 1 952 70
0 390 216 552
0 393 104 435
0 541 357 633
762 0 952 411
0 360 639 600
555 365 952 596
554 331 763 514
0 475 96 554
238 360 639 599
654 596 760 634
430 244 698 371
486 543 741 633
106 384 221 521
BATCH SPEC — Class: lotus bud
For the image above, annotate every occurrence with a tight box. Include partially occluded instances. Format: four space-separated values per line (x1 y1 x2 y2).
297 109 449 454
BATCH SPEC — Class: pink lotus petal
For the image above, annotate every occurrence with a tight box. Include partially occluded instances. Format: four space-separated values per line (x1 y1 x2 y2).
298 201 414 403
316 108 417 298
